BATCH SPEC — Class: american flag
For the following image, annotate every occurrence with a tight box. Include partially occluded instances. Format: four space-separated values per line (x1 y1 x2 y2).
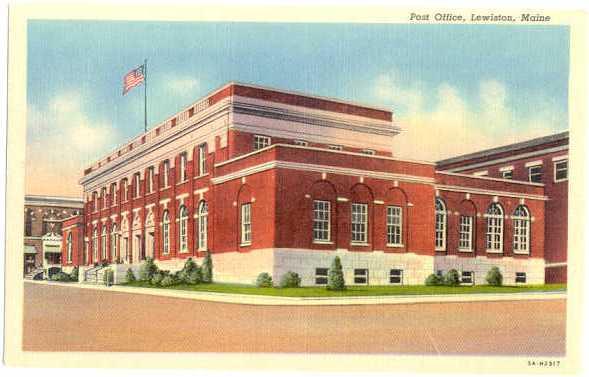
122 64 145 95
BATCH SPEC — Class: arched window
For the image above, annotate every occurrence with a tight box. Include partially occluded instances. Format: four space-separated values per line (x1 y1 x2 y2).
92 227 98 262
513 205 530 254
101 226 107 261
179 206 188 252
198 201 208 251
435 198 447 251
161 211 170 255
66 232 73 263
486 203 504 253
110 224 118 261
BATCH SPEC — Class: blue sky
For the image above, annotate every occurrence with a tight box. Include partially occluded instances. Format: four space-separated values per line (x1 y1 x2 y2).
26 21 569 196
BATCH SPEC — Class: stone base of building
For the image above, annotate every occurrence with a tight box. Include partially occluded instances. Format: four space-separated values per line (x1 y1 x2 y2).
76 249 548 286
434 255 545 285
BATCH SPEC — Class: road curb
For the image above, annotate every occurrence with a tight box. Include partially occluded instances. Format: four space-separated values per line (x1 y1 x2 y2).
24 280 567 306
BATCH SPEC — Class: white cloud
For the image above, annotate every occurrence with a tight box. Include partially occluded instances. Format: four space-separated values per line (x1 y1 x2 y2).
373 71 565 162
166 75 200 93
26 92 119 197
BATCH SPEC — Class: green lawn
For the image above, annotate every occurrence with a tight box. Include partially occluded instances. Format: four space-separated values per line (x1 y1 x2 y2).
122 281 566 297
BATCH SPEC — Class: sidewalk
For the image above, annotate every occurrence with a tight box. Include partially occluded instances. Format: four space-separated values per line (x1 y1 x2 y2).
24 280 567 306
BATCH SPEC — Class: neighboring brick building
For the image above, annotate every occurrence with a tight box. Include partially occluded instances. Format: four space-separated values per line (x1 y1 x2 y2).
23 195 84 278
437 132 569 283
62 82 549 286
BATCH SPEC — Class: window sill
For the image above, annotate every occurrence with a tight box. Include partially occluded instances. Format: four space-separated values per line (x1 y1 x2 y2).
386 243 404 248
435 248 446 252
197 248 207 252
513 251 530 255
194 174 209 180
554 178 568 183
178 250 189 254
240 242 252 247
176 180 189 186
458 248 473 253
350 242 370 247
160 186 171 191
486 249 503 254
313 240 333 245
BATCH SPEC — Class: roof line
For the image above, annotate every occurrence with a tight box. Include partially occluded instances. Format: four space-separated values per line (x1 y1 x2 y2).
437 131 569 166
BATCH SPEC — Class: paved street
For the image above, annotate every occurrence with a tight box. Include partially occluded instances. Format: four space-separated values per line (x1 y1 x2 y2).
23 282 566 355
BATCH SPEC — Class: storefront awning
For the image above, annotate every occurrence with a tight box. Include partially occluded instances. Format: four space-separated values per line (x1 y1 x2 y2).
24 245 37 254
43 245 61 253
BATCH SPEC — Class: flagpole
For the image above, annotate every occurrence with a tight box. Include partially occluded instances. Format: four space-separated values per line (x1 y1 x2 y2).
144 59 148 133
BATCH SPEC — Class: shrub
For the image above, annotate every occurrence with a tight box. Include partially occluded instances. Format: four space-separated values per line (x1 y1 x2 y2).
256 272 273 288
126 268 136 282
139 257 159 281
187 269 202 284
51 272 71 282
425 273 443 286
69 266 79 282
201 252 213 283
100 259 110 267
444 269 461 286
327 256 346 291
486 267 503 286
183 258 198 274
279 271 301 288
150 271 164 286
103 269 114 286
160 275 177 287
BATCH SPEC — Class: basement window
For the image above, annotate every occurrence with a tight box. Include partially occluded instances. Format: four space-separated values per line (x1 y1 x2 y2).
315 268 328 285
354 269 369 285
389 269 403 285
515 272 527 284
461 271 474 285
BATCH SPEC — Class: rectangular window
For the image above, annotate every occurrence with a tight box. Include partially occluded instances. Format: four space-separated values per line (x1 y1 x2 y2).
389 269 403 285
361 149 376 155
315 268 328 285
110 183 117 206
180 152 188 182
554 160 568 182
294 140 308 146
101 187 107 209
328 145 343 151
122 179 128 201
502 170 513 179
351 203 368 244
515 272 527 284
253 135 271 150
528 165 543 183
241 203 252 245
162 160 170 187
313 200 331 242
354 269 368 285
133 173 140 198
459 216 473 251
386 206 402 246
199 144 207 175
147 166 154 193
461 271 474 285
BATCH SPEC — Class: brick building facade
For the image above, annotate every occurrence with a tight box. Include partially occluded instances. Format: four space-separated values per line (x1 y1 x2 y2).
62 82 551 286
437 132 568 283
24 195 84 278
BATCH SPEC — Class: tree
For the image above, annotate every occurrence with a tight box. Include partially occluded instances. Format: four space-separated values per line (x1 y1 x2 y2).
444 269 461 286
139 257 159 281
486 267 503 286
201 252 213 283
327 256 345 290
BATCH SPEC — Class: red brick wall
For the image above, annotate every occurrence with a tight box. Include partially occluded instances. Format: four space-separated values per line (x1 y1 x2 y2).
443 149 567 282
